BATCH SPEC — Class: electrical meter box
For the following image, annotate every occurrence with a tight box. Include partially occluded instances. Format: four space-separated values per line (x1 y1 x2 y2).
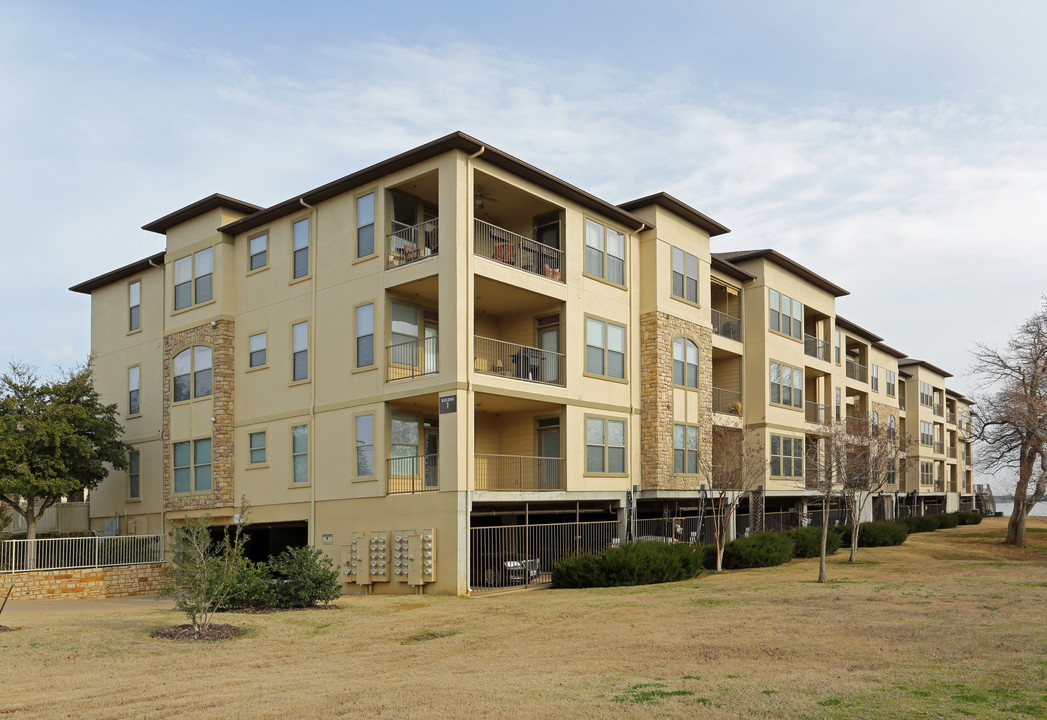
392 530 414 583
346 532 370 585
407 528 436 586
367 531 390 583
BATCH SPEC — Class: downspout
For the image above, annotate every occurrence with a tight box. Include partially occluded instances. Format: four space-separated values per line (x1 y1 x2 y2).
464 145 483 592
300 198 318 547
148 256 166 545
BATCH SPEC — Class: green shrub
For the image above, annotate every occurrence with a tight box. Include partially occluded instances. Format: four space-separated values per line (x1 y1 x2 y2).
720 532 795 570
789 526 842 558
551 541 706 588
936 513 960 529
221 559 272 610
266 546 342 608
839 521 908 547
956 511 983 525
897 515 940 533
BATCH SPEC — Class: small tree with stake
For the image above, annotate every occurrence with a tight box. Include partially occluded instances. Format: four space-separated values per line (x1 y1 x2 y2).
706 425 767 572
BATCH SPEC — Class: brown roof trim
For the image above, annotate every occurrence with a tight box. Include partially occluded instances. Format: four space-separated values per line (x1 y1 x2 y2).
617 192 730 237
899 369 913 379
142 193 263 235
897 358 953 379
219 131 648 236
946 388 972 403
835 315 884 343
872 340 907 359
713 249 849 297
711 255 756 282
70 251 165 294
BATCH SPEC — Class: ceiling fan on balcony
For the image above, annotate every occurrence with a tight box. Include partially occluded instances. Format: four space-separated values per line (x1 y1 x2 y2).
474 186 499 211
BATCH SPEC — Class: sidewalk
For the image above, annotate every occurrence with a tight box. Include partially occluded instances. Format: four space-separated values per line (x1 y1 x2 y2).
0 593 175 622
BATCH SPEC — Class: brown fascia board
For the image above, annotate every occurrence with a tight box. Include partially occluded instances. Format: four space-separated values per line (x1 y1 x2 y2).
835 315 884 343
946 388 972 403
711 255 756 283
713 249 849 297
899 368 913 379
617 192 731 237
219 131 648 236
70 251 166 294
142 193 264 234
897 358 953 379
872 341 907 359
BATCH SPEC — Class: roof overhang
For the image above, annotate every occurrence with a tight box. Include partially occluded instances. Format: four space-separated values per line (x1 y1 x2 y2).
142 193 263 234
617 192 730 237
70 251 166 294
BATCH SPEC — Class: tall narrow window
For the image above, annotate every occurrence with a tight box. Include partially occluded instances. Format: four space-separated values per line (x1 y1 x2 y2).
173 346 212 402
356 303 374 367
871 364 879 391
356 414 375 477
128 366 140 415
193 346 212 397
173 256 192 310
292 218 310 279
835 387 842 421
248 431 266 464
292 321 308 381
128 450 140 500
173 438 211 493
672 337 699 388
671 247 699 303
769 289 802 339
194 438 212 492
835 330 842 364
292 425 308 483
585 318 625 379
673 424 699 474
584 219 625 285
194 248 213 303
249 234 268 271
128 281 141 331
248 332 267 368
586 417 626 473
886 369 897 397
357 193 375 258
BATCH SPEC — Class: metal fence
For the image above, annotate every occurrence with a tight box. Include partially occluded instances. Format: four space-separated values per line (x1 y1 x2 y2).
474 336 565 386
386 336 439 380
387 455 439 494
387 219 439 268
804 334 830 361
7 502 90 535
711 309 742 341
474 454 566 491
635 516 718 545
1 535 164 573
846 359 867 382
474 219 564 281
805 402 828 425
469 519 620 589
712 387 742 415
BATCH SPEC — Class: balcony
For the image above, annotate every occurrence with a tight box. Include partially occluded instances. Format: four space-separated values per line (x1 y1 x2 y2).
947 410 957 425
846 414 868 433
474 337 565 387
712 387 742 415
387 454 439 494
805 402 829 425
712 309 742 342
386 336 438 381
947 447 957 459
804 334 830 362
933 403 944 417
387 219 439 269
474 219 564 282
934 441 944 454
845 360 867 383
899 395 906 411
475 454 566 491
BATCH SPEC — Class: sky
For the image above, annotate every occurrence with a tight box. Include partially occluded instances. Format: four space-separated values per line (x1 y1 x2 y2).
2 0 1045 488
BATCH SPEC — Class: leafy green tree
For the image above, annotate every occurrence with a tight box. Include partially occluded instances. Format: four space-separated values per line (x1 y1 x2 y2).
0 362 129 566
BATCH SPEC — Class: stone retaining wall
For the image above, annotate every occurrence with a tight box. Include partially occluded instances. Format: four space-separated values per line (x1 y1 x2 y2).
3 563 165 600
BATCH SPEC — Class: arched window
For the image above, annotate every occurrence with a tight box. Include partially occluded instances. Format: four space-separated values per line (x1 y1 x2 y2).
672 337 699 388
173 346 213 402
872 410 879 425
887 414 896 439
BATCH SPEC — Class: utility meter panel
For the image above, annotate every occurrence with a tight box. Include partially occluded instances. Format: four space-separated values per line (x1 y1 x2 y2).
347 532 370 585
407 528 436 586
392 530 414 583
368 531 390 582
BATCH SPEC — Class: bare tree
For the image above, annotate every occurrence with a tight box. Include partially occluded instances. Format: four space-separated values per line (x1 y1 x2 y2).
706 425 767 572
972 299 1047 547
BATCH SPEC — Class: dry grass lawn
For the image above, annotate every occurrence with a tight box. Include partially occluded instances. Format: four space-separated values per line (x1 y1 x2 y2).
2 517 1046 719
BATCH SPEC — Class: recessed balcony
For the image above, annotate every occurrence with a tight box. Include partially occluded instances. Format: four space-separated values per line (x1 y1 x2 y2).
474 337 565 387
474 219 564 282
804 334 830 362
846 359 867 383
387 454 438 494
475 454 566 491
387 218 439 269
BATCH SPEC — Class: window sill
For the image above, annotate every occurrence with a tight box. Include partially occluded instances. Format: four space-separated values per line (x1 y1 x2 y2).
769 328 802 343
671 294 701 310
246 265 269 277
246 364 269 373
289 482 311 489
769 402 803 412
171 299 216 317
289 274 312 286
289 378 311 387
127 413 143 420
246 463 269 471
352 476 377 483
582 472 629 478
126 328 143 337
126 497 142 503
672 383 699 391
170 395 213 407
352 365 378 375
172 491 213 497
353 253 378 266
582 371 628 385
581 271 628 292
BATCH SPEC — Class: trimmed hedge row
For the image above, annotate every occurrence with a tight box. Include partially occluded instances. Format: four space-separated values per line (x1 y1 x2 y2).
551 541 706 588
896 510 981 534
789 526 843 558
222 546 342 610
837 521 908 548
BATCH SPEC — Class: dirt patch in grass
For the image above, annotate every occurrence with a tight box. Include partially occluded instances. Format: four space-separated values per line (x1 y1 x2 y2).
0 625 14 632
222 604 340 615
150 624 247 641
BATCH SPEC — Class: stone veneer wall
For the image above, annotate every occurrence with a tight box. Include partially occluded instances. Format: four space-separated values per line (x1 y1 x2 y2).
640 311 713 490
163 320 235 511
6 563 165 600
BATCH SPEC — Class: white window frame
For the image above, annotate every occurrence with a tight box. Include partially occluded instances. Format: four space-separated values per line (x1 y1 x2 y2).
671 247 699 304
585 317 626 379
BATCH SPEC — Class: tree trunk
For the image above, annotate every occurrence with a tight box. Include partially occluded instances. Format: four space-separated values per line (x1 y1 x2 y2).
1005 502 1028 547
24 509 37 571
818 498 829 583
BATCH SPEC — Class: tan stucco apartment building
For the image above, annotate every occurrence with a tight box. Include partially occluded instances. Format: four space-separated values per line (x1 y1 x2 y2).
71 132 975 594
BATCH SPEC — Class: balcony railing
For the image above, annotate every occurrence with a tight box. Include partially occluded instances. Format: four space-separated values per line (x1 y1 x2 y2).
474 336 565 387
712 309 742 341
805 401 829 425
933 403 944 417
803 334 830 362
387 455 439 494
845 359 867 383
934 481 944 492
386 336 439 381
474 219 565 282
846 414 868 433
475 454 566 491
947 410 957 424
712 387 742 416
947 447 957 459
934 441 944 454
387 219 439 269
899 396 906 410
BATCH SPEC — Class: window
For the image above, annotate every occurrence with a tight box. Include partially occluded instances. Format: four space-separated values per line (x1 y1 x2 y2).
769 289 802 340
920 421 933 446
585 318 625 379
292 321 308 381
249 234 268 271
673 424 699 474
671 247 699 304
586 417 626 474
835 330 842 364
872 410 879 425
771 435 804 478
584 219 625 285
871 364 879 391
886 369 896 397
672 337 699 388
886 460 896 485
919 381 934 407
292 425 308 484
920 461 934 485
391 413 419 460
172 346 212 402
357 193 375 258
356 414 374 477
128 366 140 415
173 247 213 311
770 361 803 409
129 281 141 331
173 438 211 493
248 431 266 465
356 303 374 367
128 450 140 499
888 414 897 439
835 387 842 422
292 218 309 279
248 332 267 368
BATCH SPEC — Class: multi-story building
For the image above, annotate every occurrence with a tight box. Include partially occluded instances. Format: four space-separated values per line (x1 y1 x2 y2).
71 132 974 595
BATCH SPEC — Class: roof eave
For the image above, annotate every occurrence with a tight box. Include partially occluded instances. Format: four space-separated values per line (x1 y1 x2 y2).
69 251 166 294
